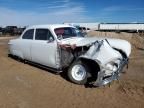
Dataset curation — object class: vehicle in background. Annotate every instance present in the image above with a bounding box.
[77,27,91,36]
[97,23,144,33]
[3,26,18,35]
[63,22,99,31]
[0,27,3,35]
[17,27,26,35]
[2,26,26,36]
[63,22,144,33]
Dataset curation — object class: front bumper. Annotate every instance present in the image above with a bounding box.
[93,58,128,86]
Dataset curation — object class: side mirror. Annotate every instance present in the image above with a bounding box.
[47,37,54,43]
[57,34,63,40]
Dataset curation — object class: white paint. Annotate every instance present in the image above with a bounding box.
[8,24,131,72]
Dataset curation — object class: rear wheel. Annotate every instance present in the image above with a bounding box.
[68,61,89,85]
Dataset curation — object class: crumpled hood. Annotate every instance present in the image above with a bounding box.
[59,37,131,57]
[59,37,103,46]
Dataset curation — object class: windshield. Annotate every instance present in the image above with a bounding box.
[54,27,83,40]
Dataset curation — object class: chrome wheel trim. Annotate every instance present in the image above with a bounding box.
[71,64,86,81]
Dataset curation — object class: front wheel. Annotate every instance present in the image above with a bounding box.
[68,61,89,85]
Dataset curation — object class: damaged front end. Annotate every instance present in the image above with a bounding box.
[93,57,129,86]
[58,38,130,86]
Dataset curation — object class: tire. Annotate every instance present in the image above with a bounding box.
[68,61,89,85]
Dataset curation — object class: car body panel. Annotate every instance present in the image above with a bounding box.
[80,40,122,65]
[31,40,58,68]
[9,38,32,60]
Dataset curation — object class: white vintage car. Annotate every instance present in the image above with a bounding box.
[8,24,131,86]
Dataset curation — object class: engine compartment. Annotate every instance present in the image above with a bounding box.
[58,43,91,67]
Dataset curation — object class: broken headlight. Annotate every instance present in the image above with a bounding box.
[104,59,121,75]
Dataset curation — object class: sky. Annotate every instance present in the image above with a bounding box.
[0,0,144,26]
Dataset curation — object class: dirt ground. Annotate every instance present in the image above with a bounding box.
[0,32,144,108]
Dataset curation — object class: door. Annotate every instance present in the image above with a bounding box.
[19,29,34,60]
[31,28,58,68]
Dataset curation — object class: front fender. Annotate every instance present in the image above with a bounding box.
[80,40,123,65]
[107,39,131,57]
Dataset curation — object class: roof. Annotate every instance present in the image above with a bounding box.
[26,24,74,30]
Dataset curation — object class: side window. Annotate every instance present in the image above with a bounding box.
[22,29,34,39]
[35,29,54,41]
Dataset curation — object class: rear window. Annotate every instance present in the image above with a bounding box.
[22,29,34,40]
